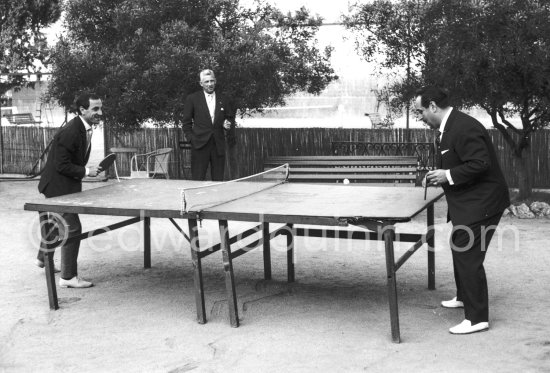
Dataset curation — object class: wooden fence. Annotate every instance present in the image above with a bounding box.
[2,126,550,188]
[0,126,54,175]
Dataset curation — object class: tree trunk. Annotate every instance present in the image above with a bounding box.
[515,147,533,200]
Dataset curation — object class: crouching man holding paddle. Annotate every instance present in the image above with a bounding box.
[35,92,105,288]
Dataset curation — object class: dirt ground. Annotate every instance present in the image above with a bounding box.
[1,178,549,373]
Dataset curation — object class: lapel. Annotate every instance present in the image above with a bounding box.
[440,109,458,149]
[435,109,457,168]
[214,95,222,123]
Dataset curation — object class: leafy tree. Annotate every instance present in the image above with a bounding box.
[0,0,61,173]
[420,0,550,199]
[343,0,428,129]
[0,0,61,95]
[346,0,550,198]
[46,0,337,129]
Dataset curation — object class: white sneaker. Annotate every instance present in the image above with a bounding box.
[35,259,60,273]
[441,296,464,308]
[449,319,489,334]
[59,276,93,288]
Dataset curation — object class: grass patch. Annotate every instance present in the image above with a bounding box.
[509,189,550,205]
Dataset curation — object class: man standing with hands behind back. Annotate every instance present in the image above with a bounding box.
[182,69,236,181]
[36,92,104,288]
[415,86,510,335]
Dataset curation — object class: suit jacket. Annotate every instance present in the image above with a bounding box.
[438,109,510,226]
[38,116,90,198]
[181,90,236,154]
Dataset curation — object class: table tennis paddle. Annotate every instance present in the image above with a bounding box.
[98,153,116,172]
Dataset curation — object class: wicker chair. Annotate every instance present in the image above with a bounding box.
[130,147,172,179]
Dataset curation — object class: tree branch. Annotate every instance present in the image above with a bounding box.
[489,109,521,157]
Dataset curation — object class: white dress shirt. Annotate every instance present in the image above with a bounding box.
[80,116,93,176]
[439,108,455,185]
[204,92,216,122]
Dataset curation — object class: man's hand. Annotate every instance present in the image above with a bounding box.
[88,166,101,177]
[426,169,448,186]
[223,119,232,130]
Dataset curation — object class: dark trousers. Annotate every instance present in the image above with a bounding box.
[37,212,82,279]
[191,136,225,181]
[450,212,503,324]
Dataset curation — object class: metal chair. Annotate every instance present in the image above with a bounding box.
[130,147,172,179]
[109,147,139,181]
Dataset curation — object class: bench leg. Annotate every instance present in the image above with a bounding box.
[188,218,206,324]
[219,220,239,327]
[383,226,400,343]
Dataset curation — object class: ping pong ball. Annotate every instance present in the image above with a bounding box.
[343,179,350,184]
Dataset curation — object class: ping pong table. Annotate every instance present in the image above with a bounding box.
[24,165,444,343]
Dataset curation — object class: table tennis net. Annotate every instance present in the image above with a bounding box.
[180,164,289,214]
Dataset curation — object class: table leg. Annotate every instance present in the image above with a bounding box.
[144,217,151,268]
[262,222,272,280]
[286,224,295,283]
[188,218,206,324]
[427,204,435,290]
[39,212,58,310]
[383,226,400,343]
[219,220,239,327]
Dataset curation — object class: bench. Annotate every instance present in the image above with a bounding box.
[264,155,421,186]
[331,141,435,171]
[4,113,41,125]
[364,112,392,129]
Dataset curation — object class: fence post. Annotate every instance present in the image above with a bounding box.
[0,99,4,173]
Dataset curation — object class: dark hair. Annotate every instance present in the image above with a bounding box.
[415,86,450,109]
[74,92,101,115]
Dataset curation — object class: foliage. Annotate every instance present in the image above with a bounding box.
[0,0,61,95]
[421,0,550,142]
[46,0,337,129]
[346,0,550,198]
[343,0,428,113]
[421,0,550,198]
[372,86,402,126]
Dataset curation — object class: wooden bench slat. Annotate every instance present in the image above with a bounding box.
[4,113,40,125]
[264,155,422,186]
[266,167,417,174]
[289,174,417,181]
[266,159,417,165]
[267,155,417,161]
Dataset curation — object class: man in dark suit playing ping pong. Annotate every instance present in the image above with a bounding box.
[182,69,236,181]
[36,92,103,288]
[415,86,510,335]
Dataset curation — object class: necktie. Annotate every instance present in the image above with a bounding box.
[86,128,93,154]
